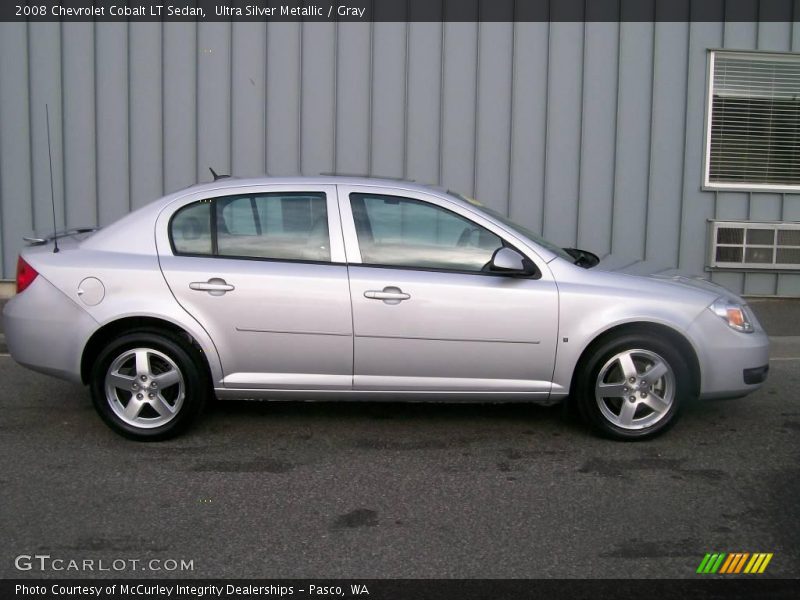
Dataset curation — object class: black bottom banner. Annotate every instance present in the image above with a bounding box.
[2,579,798,600]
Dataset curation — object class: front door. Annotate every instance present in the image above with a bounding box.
[157,185,353,390]
[339,186,559,396]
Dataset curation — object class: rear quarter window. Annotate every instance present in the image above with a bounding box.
[170,201,212,255]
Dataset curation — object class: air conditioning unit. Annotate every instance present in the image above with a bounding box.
[708,220,800,270]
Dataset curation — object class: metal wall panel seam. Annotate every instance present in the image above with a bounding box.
[0,30,6,274]
[298,21,304,174]
[367,12,375,176]
[229,20,234,175]
[263,21,269,175]
[91,23,98,222]
[712,5,722,230]
[160,22,166,194]
[608,16,622,254]
[472,18,481,197]
[643,20,656,259]
[775,206,781,295]
[57,24,64,228]
[753,0,765,51]
[94,22,101,223]
[194,21,199,182]
[575,14,586,245]
[332,21,338,174]
[506,2,517,219]
[437,3,445,185]
[540,19,551,235]
[60,22,67,225]
[26,21,35,231]
[0,72,3,275]
[126,22,133,211]
[402,11,409,178]
[676,17,691,268]
[755,0,761,47]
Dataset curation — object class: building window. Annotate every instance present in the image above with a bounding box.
[705,51,800,191]
[708,220,800,270]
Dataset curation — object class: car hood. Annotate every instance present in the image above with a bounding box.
[595,255,744,304]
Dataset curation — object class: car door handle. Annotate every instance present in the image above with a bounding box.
[364,287,410,304]
[189,278,235,296]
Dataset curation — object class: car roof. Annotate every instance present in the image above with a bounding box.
[169,175,453,201]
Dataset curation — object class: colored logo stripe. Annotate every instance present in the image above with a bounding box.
[697,553,726,573]
[719,554,736,573]
[719,553,749,573]
[744,553,773,574]
[697,552,773,574]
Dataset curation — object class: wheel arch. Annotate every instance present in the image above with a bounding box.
[569,322,701,400]
[80,316,214,386]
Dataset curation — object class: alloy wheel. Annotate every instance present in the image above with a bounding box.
[594,348,675,430]
[104,347,185,429]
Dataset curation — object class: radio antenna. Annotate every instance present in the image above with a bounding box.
[209,167,230,181]
[45,104,59,253]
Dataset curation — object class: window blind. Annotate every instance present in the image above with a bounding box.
[707,52,800,188]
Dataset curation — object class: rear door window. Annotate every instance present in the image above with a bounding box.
[171,193,330,262]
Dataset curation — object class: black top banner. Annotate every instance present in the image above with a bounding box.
[2,0,798,22]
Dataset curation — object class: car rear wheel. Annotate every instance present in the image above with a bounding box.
[90,330,208,441]
[576,333,690,440]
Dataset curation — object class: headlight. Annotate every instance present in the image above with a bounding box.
[709,298,754,333]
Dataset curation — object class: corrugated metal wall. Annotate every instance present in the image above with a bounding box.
[1,19,799,294]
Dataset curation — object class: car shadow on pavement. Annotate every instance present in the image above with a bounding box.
[203,397,576,431]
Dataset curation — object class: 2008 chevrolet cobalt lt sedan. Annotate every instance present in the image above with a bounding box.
[3,176,769,440]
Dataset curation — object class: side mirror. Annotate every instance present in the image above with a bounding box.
[490,247,536,276]
[564,247,600,268]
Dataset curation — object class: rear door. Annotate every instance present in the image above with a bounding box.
[156,184,353,390]
[338,185,559,396]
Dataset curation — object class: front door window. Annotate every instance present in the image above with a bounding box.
[349,193,503,272]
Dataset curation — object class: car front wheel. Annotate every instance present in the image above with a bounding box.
[575,333,691,440]
[90,330,208,441]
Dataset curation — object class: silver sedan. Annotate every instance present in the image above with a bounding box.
[3,177,769,440]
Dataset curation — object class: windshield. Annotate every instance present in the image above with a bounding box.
[449,192,575,263]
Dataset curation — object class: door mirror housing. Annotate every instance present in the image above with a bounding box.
[564,247,600,268]
[489,247,537,276]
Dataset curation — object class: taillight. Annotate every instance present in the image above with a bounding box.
[16,256,39,294]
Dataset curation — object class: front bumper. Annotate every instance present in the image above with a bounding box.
[2,276,97,383]
[687,308,770,400]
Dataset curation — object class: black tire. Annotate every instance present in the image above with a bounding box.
[90,329,209,441]
[575,332,691,440]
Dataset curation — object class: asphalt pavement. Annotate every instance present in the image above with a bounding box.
[1,296,798,579]
[0,345,798,579]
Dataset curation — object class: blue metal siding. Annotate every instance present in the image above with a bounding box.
[0,19,799,295]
